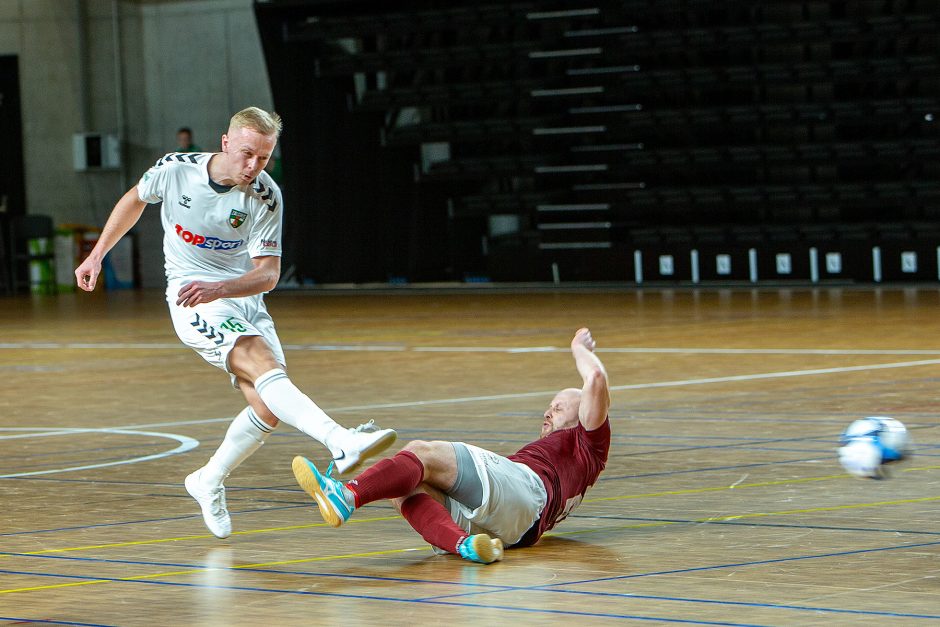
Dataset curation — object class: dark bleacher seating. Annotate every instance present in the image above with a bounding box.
[257,0,940,283]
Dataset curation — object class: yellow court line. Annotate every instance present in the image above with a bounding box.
[0,546,429,595]
[902,464,940,472]
[0,580,111,595]
[585,473,848,503]
[232,545,427,570]
[4,464,937,596]
[13,515,401,556]
[9,463,939,557]
[12,493,935,594]
[551,494,940,538]
[585,462,940,504]
[702,494,940,522]
[3,492,939,596]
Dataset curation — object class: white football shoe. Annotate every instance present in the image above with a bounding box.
[332,421,397,475]
[185,469,232,538]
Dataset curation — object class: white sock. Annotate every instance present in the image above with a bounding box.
[254,368,351,458]
[201,406,274,485]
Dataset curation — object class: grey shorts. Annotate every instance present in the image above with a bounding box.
[443,443,547,546]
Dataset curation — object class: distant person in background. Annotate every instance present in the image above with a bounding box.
[75,107,397,539]
[176,127,201,153]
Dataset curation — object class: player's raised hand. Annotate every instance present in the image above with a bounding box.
[75,257,102,292]
[177,281,225,307]
[571,327,596,352]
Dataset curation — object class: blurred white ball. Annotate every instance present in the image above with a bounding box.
[837,417,911,479]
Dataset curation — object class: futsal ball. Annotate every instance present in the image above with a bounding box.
[837,416,911,479]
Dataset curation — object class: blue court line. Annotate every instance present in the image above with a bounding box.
[7,540,939,624]
[610,435,834,458]
[542,539,940,587]
[0,569,767,626]
[418,586,940,621]
[417,541,940,617]
[0,475,302,489]
[0,494,400,537]
[0,502,310,537]
[0,618,115,627]
[542,588,940,620]
[0,552,512,591]
[601,455,831,480]
[621,433,831,442]
[563,514,940,536]
[0,451,177,473]
[702,445,835,453]
[1,440,167,463]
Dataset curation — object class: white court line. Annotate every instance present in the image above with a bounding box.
[597,348,940,355]
[102,357,940,428]
[3,342,940,356]
[416,347,940,355]
[0,428,198,478]
[325,358,940,412]
[5,346,939,433]
[0,342,183,350]
[5,357,934,477]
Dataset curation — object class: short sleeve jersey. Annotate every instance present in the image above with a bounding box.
[137,152,283,283]
[508,418,610,546]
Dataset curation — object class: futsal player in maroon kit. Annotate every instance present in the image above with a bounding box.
[292,327,610,564]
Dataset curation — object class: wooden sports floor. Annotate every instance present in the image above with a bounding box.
[1,286,938,626]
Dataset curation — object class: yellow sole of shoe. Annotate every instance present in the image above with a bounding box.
[291,455,343,528]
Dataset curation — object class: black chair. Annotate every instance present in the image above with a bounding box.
[9,214,56,295]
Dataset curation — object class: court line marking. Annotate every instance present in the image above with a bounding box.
[3,514,400,557]
[4,341,940,355]
[424,574,940,621]
[22,357,933,437]
[3,456,937,547]
[0,571,768,626]
[2,354,936,594]
[417,539,940,611]
[0,617,114,627]
[569,515,940,537]
[416,346,940,355]
[0,560,930,625]
[0,429,198,478]
[212,358,940,415]
[4,539,940,623]
[3,489,936,568]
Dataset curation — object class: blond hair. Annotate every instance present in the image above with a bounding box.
[229,107,282,138]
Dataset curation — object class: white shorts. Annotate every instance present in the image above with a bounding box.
[165,281,285,387]
[444,443,547,546]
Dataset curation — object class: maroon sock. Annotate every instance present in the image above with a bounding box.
[400,492,467,554]
[345,450,424,508]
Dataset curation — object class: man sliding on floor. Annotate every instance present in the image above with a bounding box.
[292,327,611,564]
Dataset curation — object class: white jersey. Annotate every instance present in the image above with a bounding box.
[137,152,283,283]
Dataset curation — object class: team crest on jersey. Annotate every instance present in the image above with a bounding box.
[228,209,248,228]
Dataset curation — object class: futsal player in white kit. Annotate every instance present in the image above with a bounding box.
[75,107,396,538]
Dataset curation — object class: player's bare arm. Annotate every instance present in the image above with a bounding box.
[75,186,148,291]
[176,254,281,307]
[572,327,610,431]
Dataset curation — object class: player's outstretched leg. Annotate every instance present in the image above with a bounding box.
[333,420,398,476]
[292,455,355,527]
[457,534,504,565]
[185,470,231,538]
[252,369,397,476]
